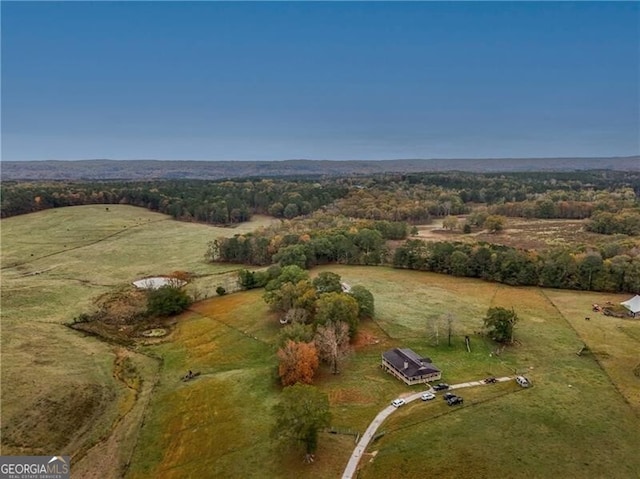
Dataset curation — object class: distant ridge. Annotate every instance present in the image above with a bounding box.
[1,156,638,180]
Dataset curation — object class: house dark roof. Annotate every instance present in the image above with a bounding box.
[382,348,440,379]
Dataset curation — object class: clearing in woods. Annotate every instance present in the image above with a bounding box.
[415,217,634,251]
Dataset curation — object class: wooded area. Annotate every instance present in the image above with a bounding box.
[3,171,639,293]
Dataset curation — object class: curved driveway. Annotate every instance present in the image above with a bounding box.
[341,377,512,479]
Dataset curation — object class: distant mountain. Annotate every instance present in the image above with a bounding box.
[1,157,638,181]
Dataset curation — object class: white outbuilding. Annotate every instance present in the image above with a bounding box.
[132,276,186,290]
[620,295,640,318]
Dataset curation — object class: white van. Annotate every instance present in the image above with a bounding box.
[516,376,531,388]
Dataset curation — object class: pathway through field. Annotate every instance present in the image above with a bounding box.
[341,377,512,479]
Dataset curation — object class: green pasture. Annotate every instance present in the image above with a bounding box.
[129,265,640,479]
[2,207,639,478]
[543,289,640,411]
[0,206,276,461]
[1,205,275,326]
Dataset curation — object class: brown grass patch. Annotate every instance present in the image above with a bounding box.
[352,328,382,348]
[1,384,115,455]
[93,288,148,325]
[411,217,640,251]
[488,218,639,251]
[328,388,372,406]
[275,433,357,479]
[189,291,259,317]
[113,351,143,392]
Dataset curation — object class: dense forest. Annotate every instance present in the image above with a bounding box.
[0,179,349,222]
[2,171,640,293]
[3,171,640,222]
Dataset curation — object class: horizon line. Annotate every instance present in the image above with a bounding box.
[3,155,639,163]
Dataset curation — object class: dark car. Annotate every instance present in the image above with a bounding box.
[483,377,497,384]
[443,392,457,401]
[433,383,450,391]
[447,396,464,406]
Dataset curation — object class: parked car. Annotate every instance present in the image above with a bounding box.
[447,396,464,406]
[421,392,436,401]
[391,398,406,408]
[516,376,531,388]
[484,376,497,384]
[433,383,450,391]
[443,392,457,401]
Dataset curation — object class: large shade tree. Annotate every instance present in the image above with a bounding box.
[146,286,190,316]
[314,292,360,338]
[265,265,309,292]
[483,307,519,344]
[312,271,343,294]
[277,340,319,386]
[348,285,375,318]
[279,322,315,346]
[484,215,506,233]
[272,384,331,462]
[265,279,317,315]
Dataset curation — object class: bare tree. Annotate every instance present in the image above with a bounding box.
[427,316,440,346]
[427,314,456,347]
[314,321,350,374]
[445,313,456,347]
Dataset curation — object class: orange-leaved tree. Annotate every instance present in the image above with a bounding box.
[277,340,319,386]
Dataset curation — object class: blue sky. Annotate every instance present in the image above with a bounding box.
[1,1,638,161]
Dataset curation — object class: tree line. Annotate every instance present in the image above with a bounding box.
[3,171,638,225]
[0,179,349,222]
[207,213,407,267]
[397,170,640,204]
[392,239,640,293]
[209,210,640,293]
[207,204,640,293]
[585,210,640,236]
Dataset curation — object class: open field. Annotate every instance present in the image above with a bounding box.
[2,206,639,478]
[0,206,278,471]
[359,278,640,478]
[543,289,640,410]
[415,217,639,251]
[128,265,640,479]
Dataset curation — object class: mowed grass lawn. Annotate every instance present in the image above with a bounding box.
[0,206,277,460]
[128,266,640,479]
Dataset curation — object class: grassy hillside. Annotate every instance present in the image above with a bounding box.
[0,205,277,468]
